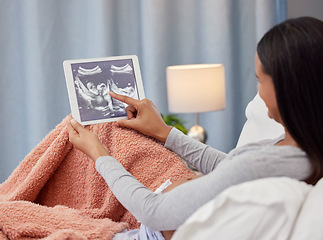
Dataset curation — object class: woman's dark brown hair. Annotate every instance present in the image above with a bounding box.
[257,17,323,185]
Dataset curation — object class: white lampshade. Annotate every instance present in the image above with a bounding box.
[166,64,225,113]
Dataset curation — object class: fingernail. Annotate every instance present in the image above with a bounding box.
[71,119,77,126]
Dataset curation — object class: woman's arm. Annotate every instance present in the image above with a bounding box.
[94,153,257,231]
[165,127,227,174]
[110,92,227,173]
[94,143,310,231]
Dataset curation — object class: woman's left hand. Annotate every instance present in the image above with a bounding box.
[67,119,110,161]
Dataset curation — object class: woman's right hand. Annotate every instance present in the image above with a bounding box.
[109,92,172,143]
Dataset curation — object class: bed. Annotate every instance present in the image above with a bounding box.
[172,93,323,240]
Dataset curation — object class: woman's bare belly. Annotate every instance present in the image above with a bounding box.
[161,174,203,240]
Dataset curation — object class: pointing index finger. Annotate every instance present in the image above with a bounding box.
[109,91,139,107]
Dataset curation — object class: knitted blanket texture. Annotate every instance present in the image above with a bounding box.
[0,115,193,239]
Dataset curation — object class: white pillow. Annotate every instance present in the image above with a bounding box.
[290,177,323,240]
[236,93,284,148]
[172,177,312,240]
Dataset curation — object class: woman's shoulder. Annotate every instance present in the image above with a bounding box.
[228,134,307,162]
[241,134,285,147]
[223,136,310,180]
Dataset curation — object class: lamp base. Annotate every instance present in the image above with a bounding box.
[187,125,207,143]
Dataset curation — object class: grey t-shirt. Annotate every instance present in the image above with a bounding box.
[95,128,311,231]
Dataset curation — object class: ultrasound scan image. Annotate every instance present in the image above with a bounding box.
[71,59,139,122]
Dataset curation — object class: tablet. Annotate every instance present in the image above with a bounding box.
[63,55,145,125]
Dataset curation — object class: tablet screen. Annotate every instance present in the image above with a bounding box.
[64,55,145,125]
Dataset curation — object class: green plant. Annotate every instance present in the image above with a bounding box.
[161,114,188,134]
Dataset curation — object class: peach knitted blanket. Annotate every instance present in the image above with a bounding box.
[0,115,194,240]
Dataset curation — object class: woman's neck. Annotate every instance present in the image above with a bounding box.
[275,129,300,148]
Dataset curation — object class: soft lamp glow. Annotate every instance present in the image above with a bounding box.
[166,64,226,144]
[166,64,225,113]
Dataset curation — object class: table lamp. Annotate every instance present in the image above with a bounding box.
[166,64,225,143]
